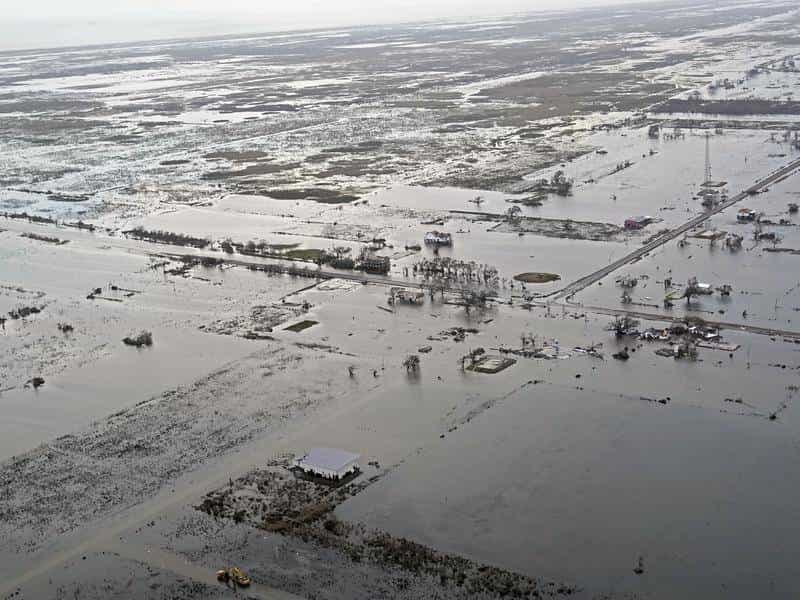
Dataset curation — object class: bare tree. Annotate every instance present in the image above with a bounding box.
[461,290,489,313]
[403,355,420,373]
[683,277,701,303]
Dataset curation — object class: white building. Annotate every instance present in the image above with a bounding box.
[424,231,453,246]
[294,447,361,480]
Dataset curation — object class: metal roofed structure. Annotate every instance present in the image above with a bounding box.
[293,447,361,480]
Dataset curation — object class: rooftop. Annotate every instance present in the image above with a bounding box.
[297,447,360,472]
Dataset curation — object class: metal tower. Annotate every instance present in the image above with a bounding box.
[704,132,712,184]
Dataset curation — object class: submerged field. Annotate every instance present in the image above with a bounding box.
[3,1,800,599]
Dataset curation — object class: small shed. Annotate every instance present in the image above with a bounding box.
[294,448,361,480]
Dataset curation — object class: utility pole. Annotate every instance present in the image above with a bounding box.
[704,131,713,185]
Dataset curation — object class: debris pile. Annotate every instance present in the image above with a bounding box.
[122,331,153,348]
[197,461,576,599]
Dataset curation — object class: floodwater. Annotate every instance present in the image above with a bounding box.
[339,378,800,599]
[575,160,800,331]
[3,2,800,599]
[329,293,800,599]
[0,327,256,461]
[126,126,800,302]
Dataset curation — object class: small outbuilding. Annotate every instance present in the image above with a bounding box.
[293,447,361,480]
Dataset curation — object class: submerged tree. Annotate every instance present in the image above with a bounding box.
[610,315,639,337]
[683,277,702,304]
[461,290,489,314]
[551,170,573,195]
[506,205,522,225]
[403,355,420,373]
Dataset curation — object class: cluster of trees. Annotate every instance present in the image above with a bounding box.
[2,212,56,225]
[413,257,499,288]
[532,170,573,196]
[246,263,322,279]
[239,239,273,255]
[461,290,491,312]
[125,227,210,249]
[8,306,42,320]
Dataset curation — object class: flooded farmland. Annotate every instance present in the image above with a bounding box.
[3,1,800,599]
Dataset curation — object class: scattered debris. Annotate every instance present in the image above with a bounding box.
[25,377,45,389]
[634,556,645,575]
[612,348,630,361]
[124,227,210,249]
[216,566,251,588]
[197,460,573,599]
[469,355,516,374]
[122,331,154,347]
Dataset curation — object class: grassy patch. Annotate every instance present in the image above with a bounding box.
[284,249,327,261]
[264,188,359,204]
[514,272,561,284]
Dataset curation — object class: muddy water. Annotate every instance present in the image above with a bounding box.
[0,327,256,461]
[326,294,800,600]
[574,162,800,331]
[0,227,311,460]
[338,380,800,599]
[131,127,800,303]
[0,269,797,599]
[170,282,800,599]
[2,7,800,598]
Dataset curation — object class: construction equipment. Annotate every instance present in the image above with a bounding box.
[217,566,252,587]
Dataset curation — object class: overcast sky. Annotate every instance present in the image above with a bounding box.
[1,0,657,51]
[8,0,647,21]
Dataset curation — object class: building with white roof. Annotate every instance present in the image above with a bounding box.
[293,447,361,480]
